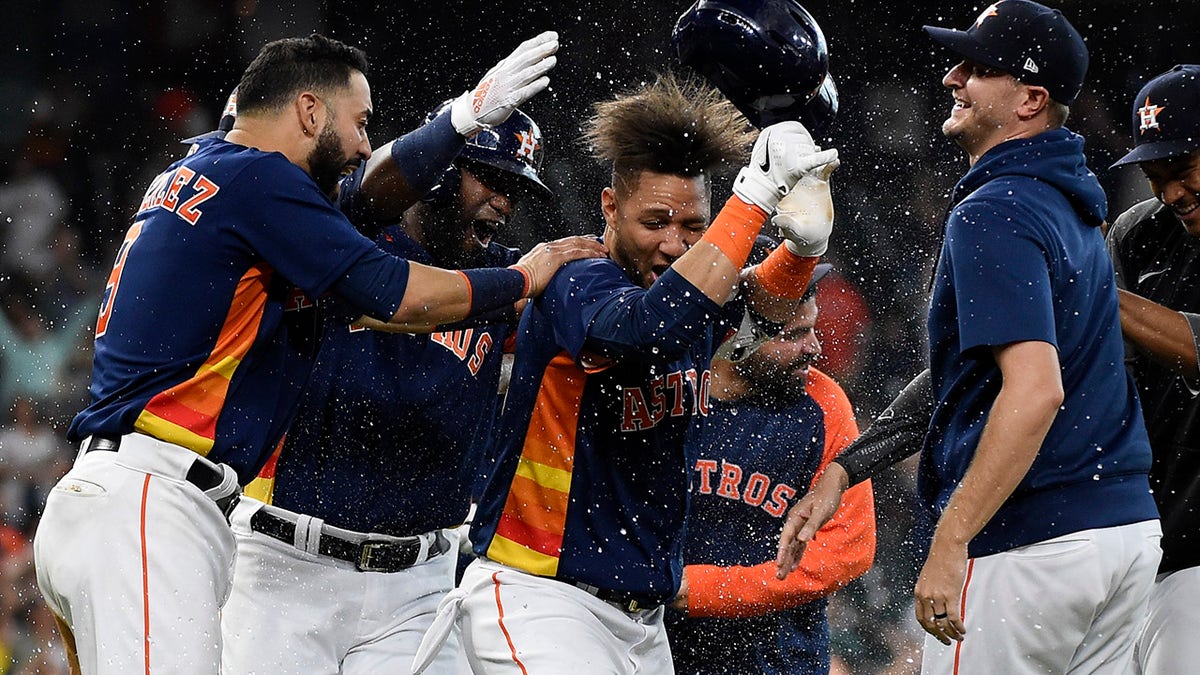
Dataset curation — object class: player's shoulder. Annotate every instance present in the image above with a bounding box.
[805,367,853,419]
[1108,197,1169,245]
[187,139,310,187]
[483,241,522,267]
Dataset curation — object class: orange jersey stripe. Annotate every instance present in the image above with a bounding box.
[138,263,271,453]
[489,351,587,570]
[494,512,564,557]
[503,474,570,532]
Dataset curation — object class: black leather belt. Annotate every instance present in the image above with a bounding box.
[566,580,663,613]
[80,434,240,517]
[249,508,450,573]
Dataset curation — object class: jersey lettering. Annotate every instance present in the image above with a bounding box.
[431,328,493,377]
[694,459,718,494]
[743,472,770,507]
[716,461,742,499]
[620,367,710,432]
[96,221,145,337]
[137,166,220,225]
[467,332,494,377]
[764,483,797,517]
[693,456,797,517]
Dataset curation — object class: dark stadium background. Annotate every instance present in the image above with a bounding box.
[0,1,1193,671]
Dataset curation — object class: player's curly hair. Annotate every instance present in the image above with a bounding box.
[583,72,753,197]
[237,33,369,115]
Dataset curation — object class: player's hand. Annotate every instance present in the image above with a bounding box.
[772,152,839,256]
[775,462,849,579]
[450,31,559,137]
[732,121,838,214]
[512,236,607,298]
[914,533,968,645]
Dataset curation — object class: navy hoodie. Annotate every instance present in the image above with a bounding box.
[923,128,1158,558]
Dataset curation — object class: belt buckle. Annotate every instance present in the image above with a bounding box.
[357,540,391,572]
[623,598,641,613]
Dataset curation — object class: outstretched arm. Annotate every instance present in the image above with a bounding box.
[1118,288,1200,381]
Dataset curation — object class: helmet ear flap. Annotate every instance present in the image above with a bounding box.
[422,164,462,207]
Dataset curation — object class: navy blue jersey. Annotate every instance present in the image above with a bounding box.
[247,225,520,535]
[667,368,874,675]
[470,258,741,601]
[924,129,1158,558]
[69,139,407,480]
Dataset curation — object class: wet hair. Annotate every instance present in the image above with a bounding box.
[236,33,368,115]
[583,72,753,198]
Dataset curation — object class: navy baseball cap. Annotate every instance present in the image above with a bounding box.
[923,0,1088,105]
[1112,65,1200,168]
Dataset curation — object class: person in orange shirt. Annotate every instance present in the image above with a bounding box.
[667,249,876,674]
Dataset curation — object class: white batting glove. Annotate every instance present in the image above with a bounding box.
[732,121,836,213]
[773,153,839,256]
[450,31,559,137]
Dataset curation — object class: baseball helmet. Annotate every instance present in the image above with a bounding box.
[423,101,553,205]
[181,88,238,145]
[671,0,838,132]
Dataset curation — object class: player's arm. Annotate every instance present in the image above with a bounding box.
[676,123,837,309]
[915,339,1062,644]
[581,124,836,359]
[336,235,605,333]
[356,32,558,222]
[1118,288,1200,381]
[776,369,930,577]
[680,389,875,618]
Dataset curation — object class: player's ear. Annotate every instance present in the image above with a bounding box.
[296,91,322,137]
[600,186,620,230]
[1016,84,1051,121]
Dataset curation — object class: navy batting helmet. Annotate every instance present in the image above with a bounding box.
[423,102,553,205]
[671,0,838,133]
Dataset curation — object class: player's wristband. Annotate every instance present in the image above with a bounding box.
[700,196,770,269]
[754,244,817,300]
[455,267,529,319]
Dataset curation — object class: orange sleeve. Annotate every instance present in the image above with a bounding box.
[686,370,877,619]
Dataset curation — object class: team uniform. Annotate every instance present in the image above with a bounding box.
[220,224,519,674]
[666,367,875,675]
[32,138,413,674]
[1107,198,1200,674]
[921,128,1161,673]
[456,255,744,673]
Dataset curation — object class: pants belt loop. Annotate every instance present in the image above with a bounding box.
[293,514,324,556]
[415,531,433,564]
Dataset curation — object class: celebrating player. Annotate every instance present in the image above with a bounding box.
[220,104,553,675]
[781,2,1161,672]
[423,73,839,674]
[31,33,602,675]
[666,252,875,674]
[1107,64,1200,674]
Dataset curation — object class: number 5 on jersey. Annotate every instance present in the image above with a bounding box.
[96,221,143,337]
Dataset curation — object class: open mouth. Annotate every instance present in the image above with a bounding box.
[648,264,669,284]
[472,219,501,247]
[1174,201,1200,218]
[952,97,970,112]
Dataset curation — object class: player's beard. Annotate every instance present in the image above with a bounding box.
[308,124,349,197]
[423,200,489,270]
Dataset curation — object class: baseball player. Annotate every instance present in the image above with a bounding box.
[1107,64,1200,674]
[429,73,840,674]
[31,32,601,675]
[219,104,553,675]
[782,3,1161,672]
[666,252,875,675]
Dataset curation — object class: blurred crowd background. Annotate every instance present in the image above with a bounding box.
[0,0,1194,672]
